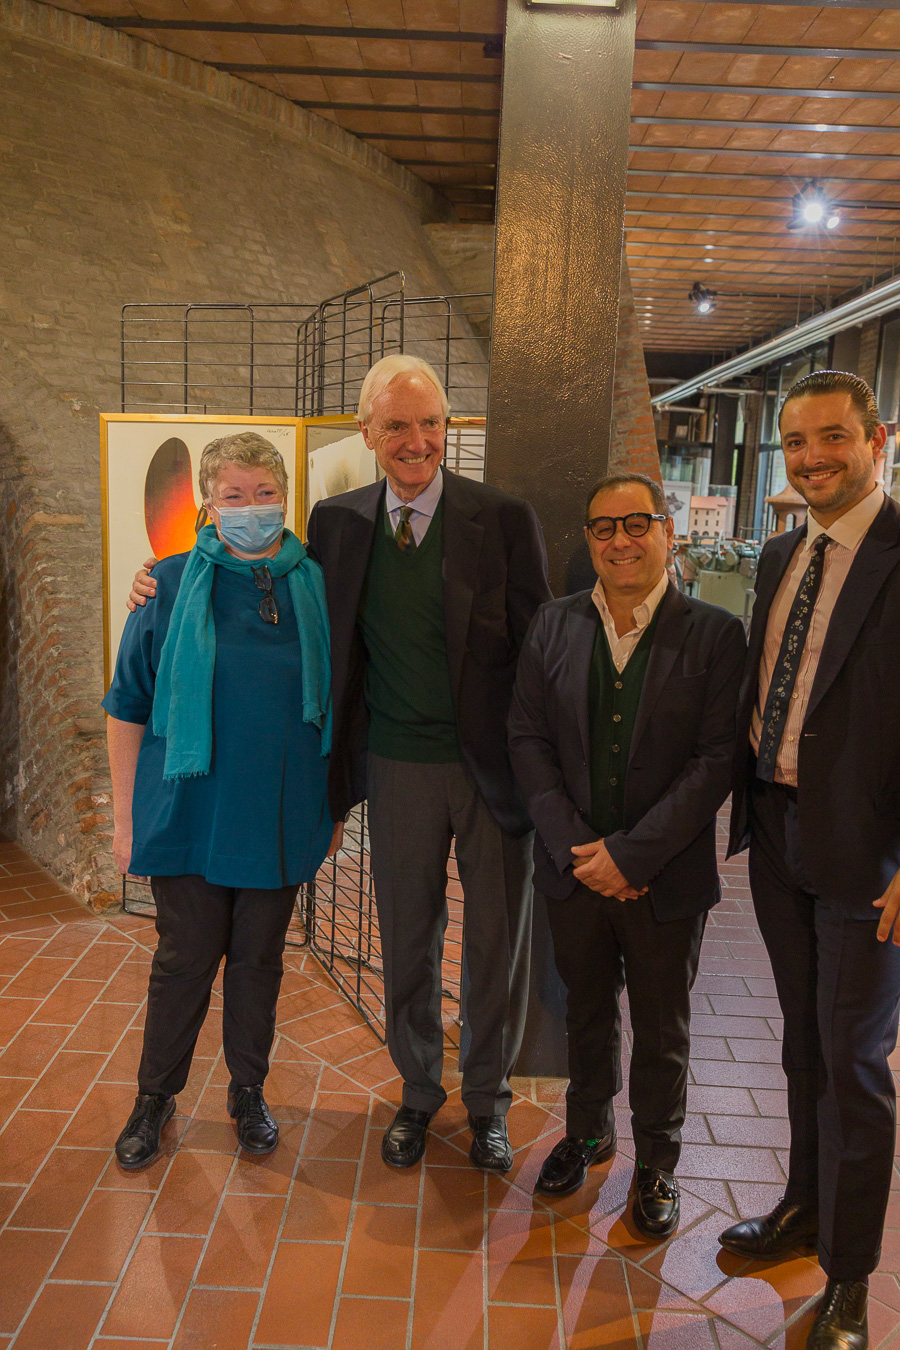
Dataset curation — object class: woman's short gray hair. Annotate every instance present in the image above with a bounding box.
[357,354,450,424]
[198,432,289,503]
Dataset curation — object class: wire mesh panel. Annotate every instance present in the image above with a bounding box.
[121,302,317,415]
[299,273,406,417]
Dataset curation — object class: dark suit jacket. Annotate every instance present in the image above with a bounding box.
[306,466,552,835]
[728,494,900,916]
[508,584,746,921]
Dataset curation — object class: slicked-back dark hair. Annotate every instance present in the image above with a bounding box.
[778,369,881,440]
[585,472,668,522]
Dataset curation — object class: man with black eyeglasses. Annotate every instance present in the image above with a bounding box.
[509,472,745,1239]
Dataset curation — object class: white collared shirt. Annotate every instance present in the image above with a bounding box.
[750,484,884,784]
[384,471,444,547]
[590,571,668,673]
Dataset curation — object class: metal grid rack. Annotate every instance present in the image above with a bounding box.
[120,273,490,1042]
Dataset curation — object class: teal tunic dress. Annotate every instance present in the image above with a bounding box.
[102,552,333,889]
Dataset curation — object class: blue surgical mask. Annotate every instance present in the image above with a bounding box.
[215,503,285,553]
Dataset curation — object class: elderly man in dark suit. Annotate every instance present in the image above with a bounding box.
[508,472,745,1239]
[719,371,900,1350]
[307,355,551,1173]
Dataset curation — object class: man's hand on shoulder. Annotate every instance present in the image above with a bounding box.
[571,839,647,901]
[127,557,159,612]
[874,866,900,944]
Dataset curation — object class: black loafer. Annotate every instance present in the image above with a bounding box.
[535,1131,617,1196]
[227,1085,278,1154]
[719,1196,818,1260]
[382,1105,433,1168]
[807,1279,868,1350]
[115,1092,175,1170]
[632,1165,680,1239]
[467,1112,513,1173]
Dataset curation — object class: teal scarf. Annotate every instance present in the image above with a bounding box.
[153,525,332,780]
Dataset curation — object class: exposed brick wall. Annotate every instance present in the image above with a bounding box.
[609,260,662,483]
[0,0,463,903]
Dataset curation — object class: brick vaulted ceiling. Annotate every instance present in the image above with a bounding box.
[58,0,900,354]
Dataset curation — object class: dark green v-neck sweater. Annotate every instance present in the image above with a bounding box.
[358,499,462,763]
[588,611,659,836]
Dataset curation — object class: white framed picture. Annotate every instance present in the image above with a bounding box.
[302,415,380,521]
[100,413,303,683]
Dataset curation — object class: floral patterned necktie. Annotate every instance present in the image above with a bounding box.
[756,534,831,783]
[394,506,416,552]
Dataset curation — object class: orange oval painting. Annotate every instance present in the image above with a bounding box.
[144,438,199,558]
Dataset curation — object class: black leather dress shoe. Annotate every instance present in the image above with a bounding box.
[807,1279,868,1350]
[632,1165,680,1239]
[535,1131,617,1196]
[115,1093,175,1170]
[382,1106,433,1168]
[719,1197,818,1260]
[227,1085,278,1154]
[467,1113,513,1172]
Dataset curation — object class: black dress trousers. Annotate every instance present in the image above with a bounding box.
[138,875,300,1098]
[748,778,900,1281]
[545,882,705,1172]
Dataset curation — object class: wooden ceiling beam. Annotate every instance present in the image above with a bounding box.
[87,16,501,43]
[635,39,900,61]
[634,82,900,102]
[221,66,500,82]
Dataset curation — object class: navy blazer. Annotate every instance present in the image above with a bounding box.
[307,467,552,835]
[509,584,746,921]
[728,494,900,916]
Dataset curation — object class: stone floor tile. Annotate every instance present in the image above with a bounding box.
[10,1144,108,1229]
[171,1288,259,1350]
[144,1149,234,1236]
[331,1295,411,1350]
[255,1241,343,1347]
[283,1158,358,1241]
[342,1200,418,1298]
[412,1249,485,1349]
[11,1280,112,1350]
[101,1233,203,1340]
[0,1228,66,1334]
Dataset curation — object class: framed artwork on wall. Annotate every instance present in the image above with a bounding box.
[301,414,380,521]
[100,413,303,683]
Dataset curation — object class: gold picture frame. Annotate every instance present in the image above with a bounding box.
[100,413,304,685]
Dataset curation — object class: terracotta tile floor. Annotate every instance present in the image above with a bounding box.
[0,827,898,1349]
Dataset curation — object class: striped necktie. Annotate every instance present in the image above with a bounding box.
[755,533,831,783]
[394,505,416,552]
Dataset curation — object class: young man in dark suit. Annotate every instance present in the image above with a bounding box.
[720,371,900,1350]
[307,356,552,1173]
[508,473,745,1239]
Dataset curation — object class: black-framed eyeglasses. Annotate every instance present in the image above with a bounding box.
[252,565,279,625]
[585,512,667,541]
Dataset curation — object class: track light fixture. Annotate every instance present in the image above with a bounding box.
[788,182,840,232]
[689,282,717,315]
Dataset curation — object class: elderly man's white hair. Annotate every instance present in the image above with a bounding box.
[356,354,451,425]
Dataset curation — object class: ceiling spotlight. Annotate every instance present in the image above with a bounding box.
[788,181,839,232]
[689,281,717,314]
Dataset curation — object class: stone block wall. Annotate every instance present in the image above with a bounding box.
[0,0,461,902]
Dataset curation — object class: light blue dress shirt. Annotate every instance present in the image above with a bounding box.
[384,470,444,547]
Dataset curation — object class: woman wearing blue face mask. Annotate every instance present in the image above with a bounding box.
[103,432,341,1170]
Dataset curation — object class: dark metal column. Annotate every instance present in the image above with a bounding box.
[481,0,638,1078]
[485,0,638,594]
